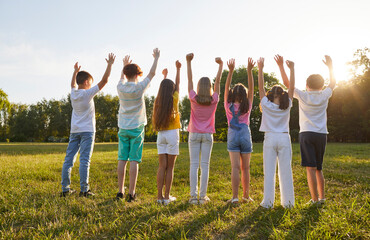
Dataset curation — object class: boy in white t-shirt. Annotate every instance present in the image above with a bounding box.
[279,55,336,205]
[61,53,116,197]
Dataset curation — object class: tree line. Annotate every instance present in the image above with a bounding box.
[0,49,369,143]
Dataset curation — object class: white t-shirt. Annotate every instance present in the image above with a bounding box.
[259,96,292,133]
[294,87,333,134]
[70,85,100,133]
[117,77,151,129]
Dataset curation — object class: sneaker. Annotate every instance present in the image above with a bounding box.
[126,193,136,202]
[199,196,210,205]
[306,199,319,206]
[241,197,254,203]
[116,192,124,200]
[318,198,326,204]
[189,196,198,205]
[60,189,76,197]
[79,190,95,197]
[163,196,176,206]
[156,199,164,204]
[227,198,239,204]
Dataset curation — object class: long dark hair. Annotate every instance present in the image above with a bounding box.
[227,83,249,114]
[266,85,289,110]
[152,79,175,131]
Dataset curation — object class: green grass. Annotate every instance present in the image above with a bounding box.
[0,142,369,239]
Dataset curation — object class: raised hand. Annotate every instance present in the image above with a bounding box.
[274,54,284,67]
[322,55,333,68]
[257,57,264,69]
[186,53,194,62]
[215,57,223,65]
[286,60,294,69]
[74,62,81,73]
[227,58,235,71]
[162,68,168,78]
[106,53,116,65]
[153,48,160,59]
[247,57,255,72]
[123,55,132,66]
[176,60,182,69]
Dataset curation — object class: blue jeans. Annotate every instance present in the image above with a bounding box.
[61,132,95,192]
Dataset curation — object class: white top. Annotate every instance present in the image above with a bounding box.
[117,77,151,129]
[70,85,100,133]
[259,96,293,133]
[294,87,333,134]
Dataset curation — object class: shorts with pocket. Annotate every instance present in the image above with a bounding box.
[157,129,180,155]
[227,124,253,154]
[118,125,145,163]
[299,131,327,170]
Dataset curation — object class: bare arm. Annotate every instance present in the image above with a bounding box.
[323,55,336,90]
[224,58,235,102]
[145,48,160,80]
[71,62,81,88]
[275,55,290,89]
[175,60,181,93]
[98,53,116,90]
[257,58,265,100]
[214,57,223,94]
[121,55,132,80]
[286,60,295,99]
[186,53,194,93]
[247,57,256,103]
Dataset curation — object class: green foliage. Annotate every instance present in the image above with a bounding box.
[0,143,368,239]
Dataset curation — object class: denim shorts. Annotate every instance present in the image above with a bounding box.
[227,124,253,154]
[118,125,145,162]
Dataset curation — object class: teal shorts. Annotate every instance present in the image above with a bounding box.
[118,125,145,163]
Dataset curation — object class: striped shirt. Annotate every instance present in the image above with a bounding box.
[117,77,150,129]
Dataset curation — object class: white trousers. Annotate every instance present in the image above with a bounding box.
[188,132,213,198]
[261,132,295,208]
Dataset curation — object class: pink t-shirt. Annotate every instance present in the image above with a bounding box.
[224,101,253,126]
[187,90,219,133]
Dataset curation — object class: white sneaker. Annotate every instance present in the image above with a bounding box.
[189,196,198,205]
[156,199,163,204]
[163,196,176,205]
[199,196,210,205]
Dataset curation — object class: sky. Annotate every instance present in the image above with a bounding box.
[0,0,369,104]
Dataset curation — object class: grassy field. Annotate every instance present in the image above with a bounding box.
[0,142,369,239]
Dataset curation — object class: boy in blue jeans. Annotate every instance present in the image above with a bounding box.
[278,55,336,204]
[61,53,116,197]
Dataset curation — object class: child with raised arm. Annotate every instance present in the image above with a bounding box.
[258,57,295,208]
[61,53,116,197]
[278,55,336,205]
[224,58,255,204]
[153,60,181,205]
[116,48,160,202]
[186,53,223,204]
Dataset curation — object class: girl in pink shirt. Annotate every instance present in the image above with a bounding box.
[186,53,223,204]
[224,58,255,204]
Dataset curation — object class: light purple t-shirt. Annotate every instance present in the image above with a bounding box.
[187,90,219,133]
[224,101,253,126]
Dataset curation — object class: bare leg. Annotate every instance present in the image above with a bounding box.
[164,154,177,199]
[240,153,251,199]
[117,160,128,193]
[316,170,325,199]
[129,161,139,195]
[306,167,318,201]
[157,154,167,200]
[229,152,241,199]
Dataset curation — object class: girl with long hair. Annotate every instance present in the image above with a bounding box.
[224,58,255,204]
[258,56,295,208]
[186,53,223,204]
[153,60,181,205]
